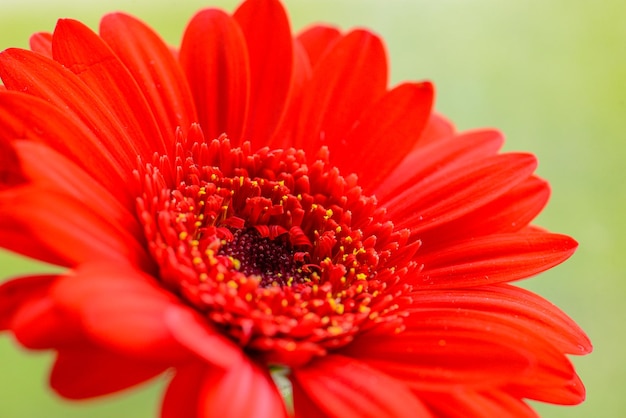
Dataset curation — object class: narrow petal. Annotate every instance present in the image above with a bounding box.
[198,359,288,418]
[234,0,293,145]
[291,354,431,418]
[0,91,131,205]
[291,30,388,155]
[0,228,67,267]
[179,9,249,143]
[14,141,142,243]
[422,390,538,418]
[162,362,208,418]
[333,82,433,192]
[51,343,166,399]
[0,186,150,268]
[344,309,580,396]
[416,232,578,288]
[52,19,167,156]
[51,263,192,364]
[0,136,25,189]
[268,38,312,149]
[375,129,504,203]
[387,153,537,234]
[29,32,53,57]
[164,305,245,369]
[413,112,456,148]
[100,13,198,149]
[0,275,56,330]
[296,25,341,67]
[509,372,587,405]
[0,49,139,185]
[11,294,83,350]
[407,284,591,355]
[417,175,550,248]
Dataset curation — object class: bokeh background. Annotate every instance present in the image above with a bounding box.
[0,0,622,416]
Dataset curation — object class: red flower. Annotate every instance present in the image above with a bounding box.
[0,0,590,417]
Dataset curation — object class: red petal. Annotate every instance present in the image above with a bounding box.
[291,354,431,418]
[387,153,537,234]
[0,186,150,268]
[334,82,433,191]
[0,275,56,330]
[164,305,245,369]
[51,343,166,399]
[422,390,538,418]
[344,308,580,398]
[268,39,312,149]
[11,295,83,350]
[52,19,167,157]
[0,135,25,189]
[408,284,591,355]
[291,30,388,155]
[376,129,504,203]
[416,232,577,288]
[234,0,293,145]
[198,359,288,418]
[162,362,208,418]
[418,175,550,248]
[14,141,142,242]
[29,32,53,57]
[100,13,197,149]
[0,90,131,205]
[509,372,587,405]
[179,9,249,143]
[0,49,142,190]
[296,25,341,68]
[414,112,455,148]
[51,263,191,363]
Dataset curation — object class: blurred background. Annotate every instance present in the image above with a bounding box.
[0,0,622,416]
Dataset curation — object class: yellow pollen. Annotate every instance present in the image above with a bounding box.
[344,236,353,244]
[199,273,208,282]
[191,239,200,247]
[281,299,288,308]
[335,303,345,315]
[356,273,367,280]
[179,231,188,240]
[245,293,253,302]
[192,257,202,265]
[328,326,343,335]
[226,280,238,289]
[230,257,241,270]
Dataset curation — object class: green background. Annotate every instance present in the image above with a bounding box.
[0,0,622,416]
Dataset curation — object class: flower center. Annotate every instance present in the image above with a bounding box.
[134,125,419,366]
[218,227,309,288]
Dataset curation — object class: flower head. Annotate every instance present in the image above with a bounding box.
[0,0,590,417]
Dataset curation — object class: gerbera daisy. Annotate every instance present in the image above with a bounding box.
[0,0,591,417]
